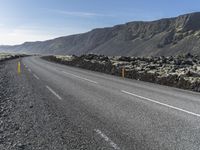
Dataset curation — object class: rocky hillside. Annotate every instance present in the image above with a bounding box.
[1,12,200,56]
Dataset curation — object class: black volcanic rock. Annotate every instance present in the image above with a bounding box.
[1,12,200,56]
[43,54,200,92]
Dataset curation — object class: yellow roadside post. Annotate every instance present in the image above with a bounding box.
[122,67,125,78]
[18,61,21,74]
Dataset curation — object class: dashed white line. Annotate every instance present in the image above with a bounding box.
[28,68,32,72]
[94,129,120,150]
[121,90,200,117]
[33,74,39,80]
[62,71,98,84]
[46,85,62,100]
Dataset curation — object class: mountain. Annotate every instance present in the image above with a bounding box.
[1,12,200,56]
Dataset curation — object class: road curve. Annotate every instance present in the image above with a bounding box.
[22,56,200,150]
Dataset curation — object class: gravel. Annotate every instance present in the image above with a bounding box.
[0,59,99,149]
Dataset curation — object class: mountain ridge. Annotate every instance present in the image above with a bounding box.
[1,12,200,56]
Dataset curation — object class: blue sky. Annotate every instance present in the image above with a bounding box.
[0,0,200,45]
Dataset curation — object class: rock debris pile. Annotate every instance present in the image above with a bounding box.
[0,53,27,62]
[43,53,200,92]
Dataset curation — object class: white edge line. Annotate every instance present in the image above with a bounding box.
[121,90,200,117]
[46,85,62,100]
[33,74,39,80]
[94,129,120,150]
[62,71,98,84]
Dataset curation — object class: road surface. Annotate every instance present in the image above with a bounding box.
[13,56,200,149]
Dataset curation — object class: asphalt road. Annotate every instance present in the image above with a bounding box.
[21,56,200,150]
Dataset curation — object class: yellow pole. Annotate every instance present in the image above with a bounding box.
[18,61,21,74]
[122,67,125,78]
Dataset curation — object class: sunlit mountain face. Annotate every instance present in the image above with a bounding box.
[1,12,200,57]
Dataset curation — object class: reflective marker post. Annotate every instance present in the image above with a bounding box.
[18,61,21,74]
[122,67,125,78]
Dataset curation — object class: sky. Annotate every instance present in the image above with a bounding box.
[0,0,200,45]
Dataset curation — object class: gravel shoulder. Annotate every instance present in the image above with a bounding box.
[0,59,102,150]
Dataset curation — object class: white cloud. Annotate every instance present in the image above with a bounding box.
[0,25,89,45]
[48,9,115,18]
[0,29,51,45]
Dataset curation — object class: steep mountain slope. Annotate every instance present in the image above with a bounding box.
[1,12,200,56]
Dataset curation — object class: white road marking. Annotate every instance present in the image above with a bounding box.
[62,71,98,84]
[33,74,39,80]
[28,68,32,72]
[46,86,62,100]
[94,129,120,150]
[121,90,200,117]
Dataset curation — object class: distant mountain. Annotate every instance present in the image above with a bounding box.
[1,12,200,56]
